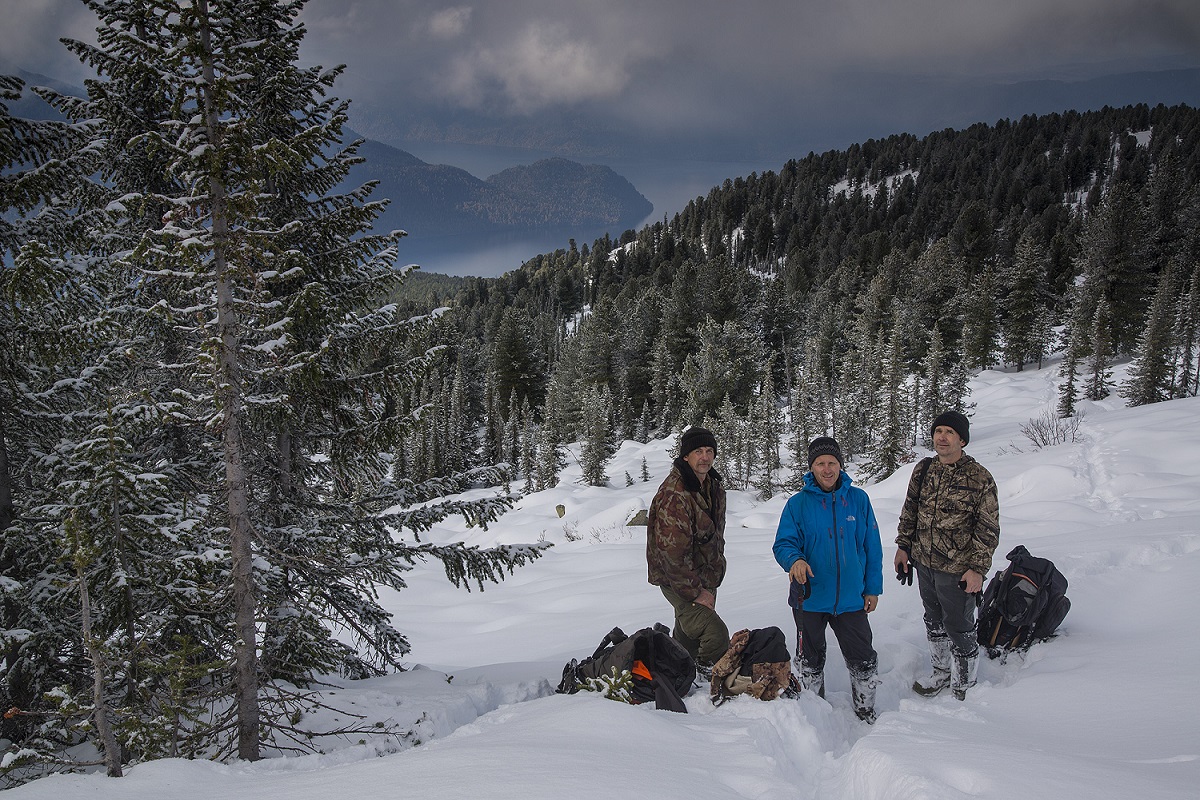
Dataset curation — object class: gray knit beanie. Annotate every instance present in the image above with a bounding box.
[807,436,844,468]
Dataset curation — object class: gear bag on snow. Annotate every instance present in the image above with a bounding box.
[710,626,799,706]
[556,623,696,712]
[977,544,1071,656]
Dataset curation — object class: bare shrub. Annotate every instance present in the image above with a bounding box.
[1021,410,1085,449]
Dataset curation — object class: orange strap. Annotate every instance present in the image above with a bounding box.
[631,660,652,681]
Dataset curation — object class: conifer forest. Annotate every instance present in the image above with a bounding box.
[3,0,1200,783]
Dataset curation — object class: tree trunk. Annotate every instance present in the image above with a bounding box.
[76,549,123,777]
[0,400,32,737]
[197,0,260,762]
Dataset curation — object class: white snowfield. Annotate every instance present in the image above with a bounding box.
[11,362,1200,799]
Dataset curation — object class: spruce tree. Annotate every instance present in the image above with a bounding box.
[1001,231,1049,370]
[579,385,614,486]
[959,261,1000,371]
[1076,183,1150,354]
[520,397,537,493]
[0,71,131,762]
[1058,345,1081,418]
[918,327,949,448]
[1085,297,1115,401]
[10,0,547,768]
[1172,260,1200,398]
[536,376,568,489]
[862,320,910,482]
[649,332,678,431]
[710,395,749,491]
[634,400,652,443]
[1125,263,1178,406]
[750,362,783,500]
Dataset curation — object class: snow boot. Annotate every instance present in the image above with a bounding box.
[951,649,979,701]
[851,674,877,724]
[912,633,952,697]
[801,668,825,699]
[556,658,580,694]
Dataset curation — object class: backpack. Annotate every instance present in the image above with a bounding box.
[556,624,697,713]
[977,544,1071,657]
[710,626,799,706]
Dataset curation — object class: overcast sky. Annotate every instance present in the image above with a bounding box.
[4,0,1200,161]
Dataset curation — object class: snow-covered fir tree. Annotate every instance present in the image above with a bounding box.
[861,318,911,482]
[1086,297,1115,400]
[1001,230,1050,371]
[1125,262,1179,406]
[579,384,614,486]
[1172,261,1200,398]
[0,71,120,765]
[3,0,547,771]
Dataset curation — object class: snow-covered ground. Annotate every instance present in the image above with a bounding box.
[11,361,1200,799]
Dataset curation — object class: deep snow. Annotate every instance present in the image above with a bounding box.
[9,360,1200,799]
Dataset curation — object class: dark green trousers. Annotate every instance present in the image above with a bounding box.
[660,587,731,665]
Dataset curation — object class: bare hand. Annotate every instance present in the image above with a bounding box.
[863,595,878,613]
[961,569,984,594]
[694,589,716,610]
[789,559,814,585]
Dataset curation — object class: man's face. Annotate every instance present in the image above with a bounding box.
[685,446,715,478]
[811,454,841,490]
[932,425,965,462]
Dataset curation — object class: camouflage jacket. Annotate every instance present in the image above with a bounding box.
[895,454,1000,577]
[646,459,727,601]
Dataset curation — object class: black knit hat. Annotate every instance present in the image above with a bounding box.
[807,436,844,468]
[931,410,970,445]
[679,426,718,457]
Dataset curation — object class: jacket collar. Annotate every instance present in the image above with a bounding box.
[802,469,850,494]
[935,453,977,469]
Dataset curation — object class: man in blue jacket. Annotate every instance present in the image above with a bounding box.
[773,437,883,723]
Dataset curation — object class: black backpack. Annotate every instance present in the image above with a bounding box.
[977,544,1071,657]
[556,624,697,713]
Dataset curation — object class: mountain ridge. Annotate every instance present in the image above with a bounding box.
[348,138,652,239]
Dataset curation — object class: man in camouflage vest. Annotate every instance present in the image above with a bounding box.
[647,426,730,671]
[894,410,999,701]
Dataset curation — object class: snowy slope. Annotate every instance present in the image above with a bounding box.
[10,362,1200,799]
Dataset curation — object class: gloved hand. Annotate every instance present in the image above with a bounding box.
[895,562,912,585]
[789,578,812,605]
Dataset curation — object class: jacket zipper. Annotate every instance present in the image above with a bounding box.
[832,491,842,612]
[927,463,942,548]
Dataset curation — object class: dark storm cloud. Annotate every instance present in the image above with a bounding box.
[0,0,101,82]
[4,1,1199,151]
[296,1,1200,110]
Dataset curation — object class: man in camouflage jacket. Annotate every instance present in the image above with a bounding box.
[647,426,730,668]
[895,410,999,701]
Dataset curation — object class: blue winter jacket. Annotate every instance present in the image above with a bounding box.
[772,471,884,615]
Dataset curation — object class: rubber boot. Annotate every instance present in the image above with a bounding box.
[951,649,978,701]
[801,668,825,699]
[912,634,951,696]
[851,673,877,724]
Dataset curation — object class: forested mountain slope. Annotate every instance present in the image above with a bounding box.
[397,103,1200,491]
